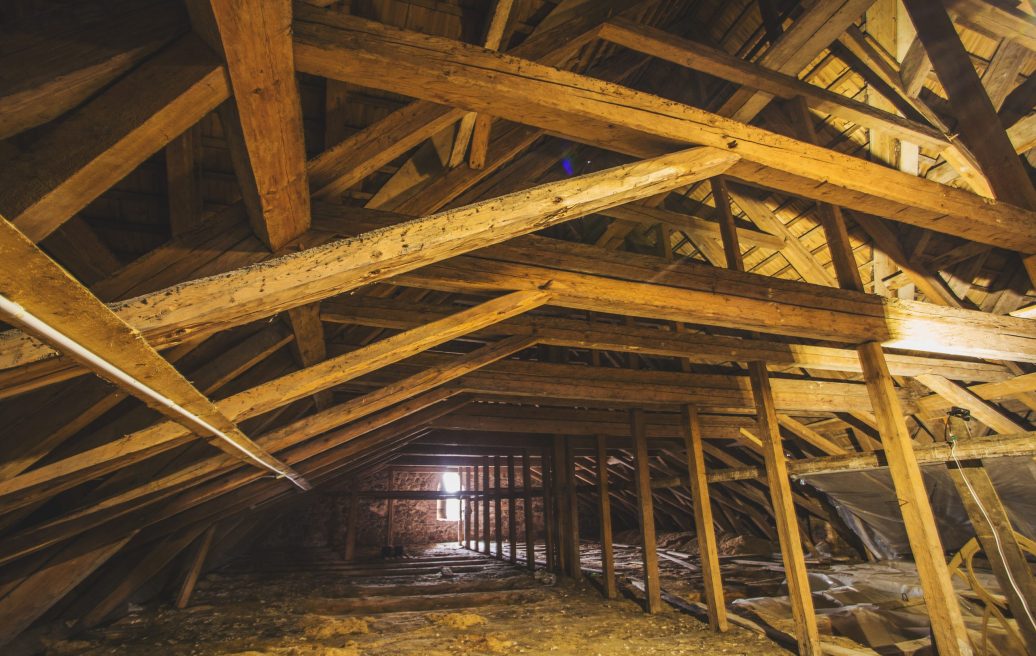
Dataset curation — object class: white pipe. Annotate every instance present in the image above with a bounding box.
[0,294,308,491]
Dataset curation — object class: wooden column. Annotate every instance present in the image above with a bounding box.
[681,405,728,631]
[630,408,662,613]
[385,498,396,547]
[787,97,973,656]
[596,435,617,599]
[713,175,820,654]
[482,457,491,555]
[466,466,474,547]
[473,465,481,553]
[508,454,518,563]
[175,524,217,609]
[541,446,558,572]
[749,363,822,655]
[564,437,581,578]
[343,491,359,561]
[494,456,504,558]
[552,435,570,576]
[523,449,536,571]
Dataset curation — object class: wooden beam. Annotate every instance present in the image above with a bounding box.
[0,214,308,487]
[714,177,820,654]
[916,374,1027,434]
[595,435,617,599]
[0,295,545,517]
[0,35,229,243]
[902,0,1036,211]
[944,0,1036,53]
[176,524,217,608]
[564,437,581,578]
[0,0,187,140]
[522,451,536,570]
[450,0,514,169]
[629,408,663,614]
[187,0,310,250]
[494,456,504,557]
[598,17,949,151]
[293,12,1036,254]
[0,147,735,377]
[165,125,205,237]
[595,204,786,252]
[286,303,333,410]
[507,454,517,563]
[0,531,136,647]
[323,296,1010,382]
[80,525,207,629]
[786,97,975,655]
[681,405,727,632]
[482,457,491,555]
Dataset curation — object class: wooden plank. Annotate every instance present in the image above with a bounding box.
[293,12,1036,253]
[175,524,217,608]
[681,405,728,632]
[0,35,230,243]
[595,435,617,599]
[0,214,307,487]
[903,0,1036,211]
[187,0,310,250]
[629,408,663,614]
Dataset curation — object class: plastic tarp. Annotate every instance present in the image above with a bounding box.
[800,455,1036,559]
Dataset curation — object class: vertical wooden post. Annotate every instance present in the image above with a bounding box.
[596,435,617,599]
[466,466,474,547]
[343,491,359,561]
[564,437,581,578]
[482,457,491,555]
[542,446,558,572]
[713,176,820,654]
[749,364,822,654]
[681,405,728,631]
[508,454,518,563]
[473,465,481,553]
[552,435,570,576]
[385,498,396,547]
[630,408,662,613]
[494,456,504,558]
[523,449,536,570]
[787,96,974,656]
[175,524,217,609]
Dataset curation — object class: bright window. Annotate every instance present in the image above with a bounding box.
[438,472,461,521]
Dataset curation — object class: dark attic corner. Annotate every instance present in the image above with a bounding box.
[3,0,1036,654]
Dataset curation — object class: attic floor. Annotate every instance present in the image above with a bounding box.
[51,543,786,656]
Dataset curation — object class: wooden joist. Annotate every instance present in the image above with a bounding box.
[0,214,309,488]
[187,0,311,250]
[0,34,230,243]
[293,10,1036,253]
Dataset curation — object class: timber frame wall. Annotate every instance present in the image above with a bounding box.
[1,0,1036,654]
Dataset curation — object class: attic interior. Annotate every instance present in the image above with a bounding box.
[3,0,1036,654]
